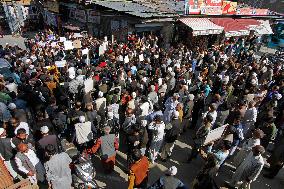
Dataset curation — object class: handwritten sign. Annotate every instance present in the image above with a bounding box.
[55,60,66,68]
[64,41,73,50]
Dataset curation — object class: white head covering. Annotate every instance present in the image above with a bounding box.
[167,166,177,176]
[173,111,179,118]
[40,126,49,134]
[98,91,104,98]
[141,120,147,127]
[108,112,114,119]
[79,116,86,123]
[188,94,195,101]
[131,92,137,98]
[8,103,16,110]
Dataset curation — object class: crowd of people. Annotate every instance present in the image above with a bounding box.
[0,29,283,189]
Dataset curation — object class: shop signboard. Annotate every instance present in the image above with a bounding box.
[204,0,223,15]
[237,8,269,15]
[88,10,100,24]
[75,9,86,23]
[184,0,205,15]
[222,1,237,15]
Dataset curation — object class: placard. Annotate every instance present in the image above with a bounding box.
[59,37,66,42]
[64,41,73,50]
[51,42,57,47]
[82,48,89,55]
[84,78,94,93]
[124,55,129,64]
[55,60,66,68]
[73,40,82,49]
[99,45,105,56]
[204,124,228,145]
[139,54,144,62]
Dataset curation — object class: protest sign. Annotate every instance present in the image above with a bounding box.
[64,41,73,50]
[84,78,94,93]
[139,54,144,62]
[55,60,66,68]
[73,40,82,49]
[51,42,57,47]
[204,124,228,145]
[99,45,105,56]
[60,37,66,42]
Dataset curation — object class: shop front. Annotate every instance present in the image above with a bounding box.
[175,17,224,49]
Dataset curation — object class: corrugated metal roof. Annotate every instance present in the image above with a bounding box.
[92,0,179,18]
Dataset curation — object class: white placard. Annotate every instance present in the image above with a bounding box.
[82,48,89,55]
[99,45,105,56]
[124,55,129,64]
[73,33,83,38]
[204,124,228,145]
[139,54,144,62]
[55,60,66,68]
[84,78,93,93]
[60,37,66,42]
[64,41,73,50]
[51,42,57,47]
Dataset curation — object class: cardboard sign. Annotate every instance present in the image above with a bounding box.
[64,41,73,50]
[55,60,66,68]
[84,78,94,93]
[82,48,89,55]
[60,37,66,42]
[73,40,82,49]
[99,45,105,56]
[51,42,57,47]
[204,124,228,145]
[124,55,129,64]
[139,54,144,62]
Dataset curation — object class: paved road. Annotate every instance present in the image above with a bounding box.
[0,35,26,49]
[93,131,284,189]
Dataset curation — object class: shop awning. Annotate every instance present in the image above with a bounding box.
[250,20,274,35]
[179,18,224,36]
[210,18,261,37]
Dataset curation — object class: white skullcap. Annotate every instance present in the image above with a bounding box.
[0,128,5,135]
[25,59,31,63]
[79,116,85,123]
[69,74,76,79]
[167,166,177,176]
[275,93,282,100]
[40,126,49,134]
[131,92,137,98]
[188,94,195,101]
[98,91,104,98]
[173,111,179,118]
[141,120,147,127]
[8,103,16,110]
[251,79,257,85]
[108,111,114,119]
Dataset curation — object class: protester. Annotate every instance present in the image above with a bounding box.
[89,126,119,173]
[228,145,265,188]
[44,144,72,189]
[128,149,149,189]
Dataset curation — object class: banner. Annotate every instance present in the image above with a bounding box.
[237,8,269,15]
[184,0,204,15]
[222,1,237,15]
